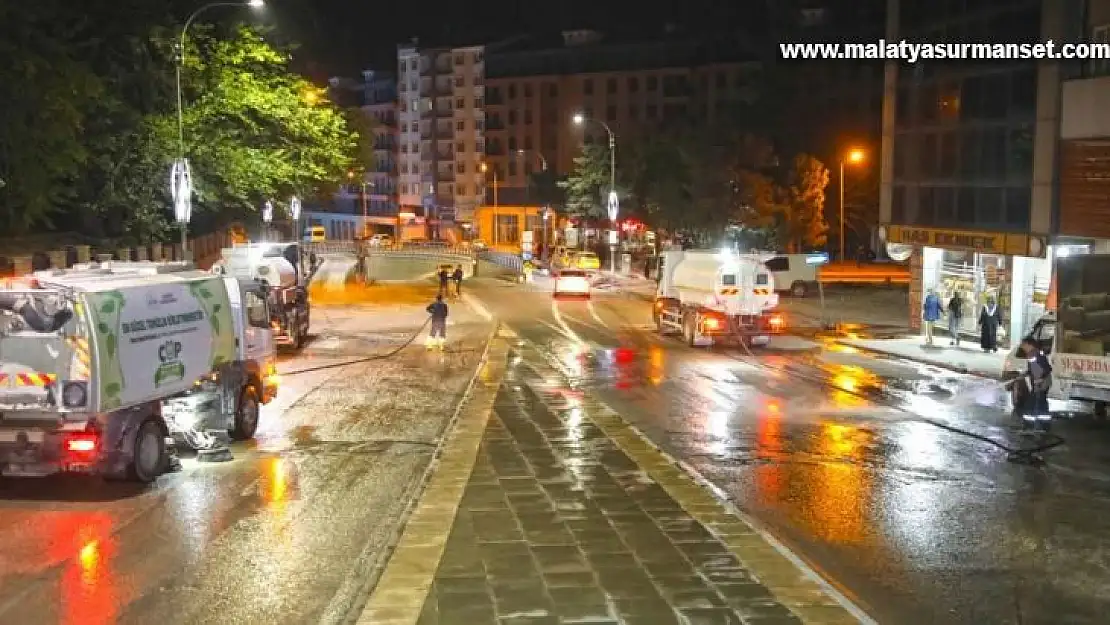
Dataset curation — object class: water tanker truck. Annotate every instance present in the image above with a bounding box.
[652,249,783,347]
[0,261,278,482]
[212,242,311,349]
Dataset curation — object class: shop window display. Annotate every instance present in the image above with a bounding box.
[931,250,1008,343]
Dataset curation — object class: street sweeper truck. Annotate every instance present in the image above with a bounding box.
[0,260,278,482]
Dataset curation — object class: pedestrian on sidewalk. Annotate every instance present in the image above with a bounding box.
[978,296,1002,353]
[947,290,964,346]
[425,294,448,349]
[922,289,942,346]
[452,264,464,296]
[1019,336,1053,432]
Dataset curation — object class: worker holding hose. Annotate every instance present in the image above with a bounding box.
[425,293,449,350]
[1019,336,1053,433]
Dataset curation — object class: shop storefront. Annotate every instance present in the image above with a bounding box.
[882,226,1049,348]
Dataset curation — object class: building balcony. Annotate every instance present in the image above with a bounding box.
[420,84,453,98]
[485,119,506,131]
[484,144,506,156]
[1062,74,1110,140]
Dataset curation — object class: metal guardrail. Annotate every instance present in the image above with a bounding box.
[478,250,523,273]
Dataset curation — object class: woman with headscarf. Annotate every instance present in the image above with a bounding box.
[978,295,1003,353]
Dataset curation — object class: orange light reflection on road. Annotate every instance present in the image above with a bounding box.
[59,514,118,625]
[806,421,872,545]
[753,402,785,508]
[647,345,665,385]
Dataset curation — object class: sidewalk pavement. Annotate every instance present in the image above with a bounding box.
[359,330,862,625]
[839,335,1011,379]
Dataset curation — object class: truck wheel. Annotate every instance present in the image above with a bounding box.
[128,419,167,483]
[683,314,696,346]
[231,387,260,441]
[791,282,808,298]
[1095,401,1108,420]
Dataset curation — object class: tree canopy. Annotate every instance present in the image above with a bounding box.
[0,0,365,242]
[560,118,831,251]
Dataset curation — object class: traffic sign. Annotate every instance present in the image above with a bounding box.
[607,190,619,222]
[805,252,829,265]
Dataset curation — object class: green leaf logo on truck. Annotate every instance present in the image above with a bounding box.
[84,277,236,412]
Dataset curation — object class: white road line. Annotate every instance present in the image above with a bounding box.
[586,300,609,327]
[537,319,579,344]
[550,299,586,345]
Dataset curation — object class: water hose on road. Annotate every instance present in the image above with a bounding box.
[279,317,431,376]
[731,336,1065,465]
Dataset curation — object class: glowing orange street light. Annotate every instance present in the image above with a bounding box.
[840,148,866,261]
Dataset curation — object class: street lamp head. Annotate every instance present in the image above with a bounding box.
[247,0,264,8]
[480,162,488,173]
[846,148,865,164]
[516,149,525,155]
[347,170,355,179]
[572,113,585,125]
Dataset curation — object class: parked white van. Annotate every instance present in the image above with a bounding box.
[764,254,819,297]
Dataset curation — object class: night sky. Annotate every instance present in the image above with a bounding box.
[268,0,764,79]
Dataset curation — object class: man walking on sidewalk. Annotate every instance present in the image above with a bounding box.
[922,289,942,346]
[425,294,449,350]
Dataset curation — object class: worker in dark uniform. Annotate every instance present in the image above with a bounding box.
[425,294,448,349]
[452,264,464,296]
[1019,336,1053,433]
[437,267,450,297]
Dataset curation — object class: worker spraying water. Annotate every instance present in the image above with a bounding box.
[1014,335,1054,434]
[425,294,449,350]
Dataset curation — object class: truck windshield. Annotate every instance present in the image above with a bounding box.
[721,274,737,286]
[756,274,769,285]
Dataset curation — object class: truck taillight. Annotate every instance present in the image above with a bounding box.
[65,434,98,453]
[769,314,783,328]
[703,317,720,330]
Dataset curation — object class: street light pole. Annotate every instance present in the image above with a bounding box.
[839,148,865,261]
[516,149,549,253]
[174,0,264,257]
[572,114,618,272]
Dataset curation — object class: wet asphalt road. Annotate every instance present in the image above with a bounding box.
[0,298,491,625]
[471,279,1110,625]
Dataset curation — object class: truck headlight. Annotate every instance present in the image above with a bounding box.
[62,381,89,408]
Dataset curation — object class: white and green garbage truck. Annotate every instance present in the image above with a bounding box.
[0,261,279,482]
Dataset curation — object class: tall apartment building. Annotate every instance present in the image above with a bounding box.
[396,42,486,231]
[482,30,760,204]
[361,70,398,217]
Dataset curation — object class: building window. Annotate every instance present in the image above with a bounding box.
[607,78,617,93]
[459,183,468,195]
[524,83,533,98]
[647,76,658,91]
[456,97,464,109]
[508,110,517,125]
[1092,25,1110,76]
[455,76,464,87]
[524,136,533,150]
[488,86,501,100]
[524,110,533,124]
[454,53,463,65]
[583,78,593,95]
[1004,187,1031,228]
[629,105,637,120]
[457,141,464,152]
[547,83,557,97]
[508,161,517,176]
[457,162,465,173]
[584,106,593,119]
[475,96,484,107]
[457,120,465,131]
[508,137,517,151]
[474,50,483,63]
[508,84,517,99]
[647,104,657,118]
[606,105,616,121]
[524,162,533,176]
[400,60,406,72]
[628,76,639,92]
[477,139,484,153]
[401,144,408,153]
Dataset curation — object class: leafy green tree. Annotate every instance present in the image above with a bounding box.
[783,154,830,252]
[0,0,104,233]
[181,26,361,220]
[558,143,625,219]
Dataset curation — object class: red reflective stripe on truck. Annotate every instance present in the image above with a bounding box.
[0,373,7,384]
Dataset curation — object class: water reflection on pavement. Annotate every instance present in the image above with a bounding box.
[473,283,1110,625]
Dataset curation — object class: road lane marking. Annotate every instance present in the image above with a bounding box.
[550,299,586,346]
[508,337,875,625]
[353,327,509,625]
[586,300,609,327]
